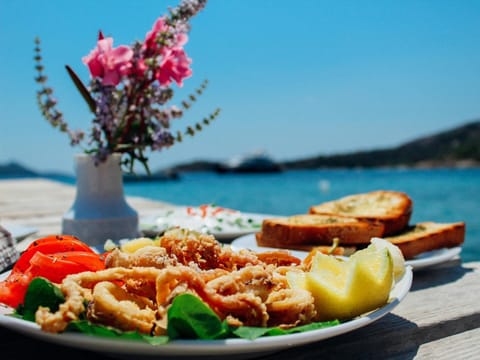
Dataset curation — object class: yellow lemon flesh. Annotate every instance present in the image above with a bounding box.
[288,242,394,321]
[120,237,156,253]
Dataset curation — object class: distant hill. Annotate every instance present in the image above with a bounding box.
[0,162,38,177]
[170,160,219,173]
[0,162,179,182]
[281,120,480,169]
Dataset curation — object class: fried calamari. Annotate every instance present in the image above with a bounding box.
[35,228,316,335]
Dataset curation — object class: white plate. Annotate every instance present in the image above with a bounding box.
[0,267,412,358]
[231,234,462,271]
[405,246,462,270]
[2,223,38,242]
[140,205,273,241]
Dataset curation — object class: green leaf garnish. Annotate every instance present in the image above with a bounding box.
[17,277,65,321]
[66,320,169,344]
[167,294,230,340]
[232,320,340,340]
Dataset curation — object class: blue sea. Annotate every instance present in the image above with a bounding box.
[39,168,479,262]
[120,168,480,263]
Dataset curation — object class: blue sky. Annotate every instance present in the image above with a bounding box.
[1,0,480,174]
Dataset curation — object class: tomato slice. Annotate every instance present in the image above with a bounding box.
[44,251,106,272]
[27,252,91,284]
[0,249,105,307]
[0,271,34,308]
[0,235,103,308]
[13,235,95,273]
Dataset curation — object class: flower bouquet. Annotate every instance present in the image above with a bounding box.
[34,0,220,174]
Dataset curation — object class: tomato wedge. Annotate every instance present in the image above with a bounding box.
[0,271,34,308]
[27,252,91,284]
[31,251,105,273]
[0,235,105,308]
[13,235,95,273]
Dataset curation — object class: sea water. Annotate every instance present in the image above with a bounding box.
[123,168,480,262]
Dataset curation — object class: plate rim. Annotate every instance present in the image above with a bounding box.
[405,246,461,269]
[0,267,412,357]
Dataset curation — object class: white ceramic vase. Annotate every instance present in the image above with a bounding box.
[61,153,139,247]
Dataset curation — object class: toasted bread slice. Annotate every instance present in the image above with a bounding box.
[255,232,357,256]
[257,214,384,247]
[384,221,465,259]
[309,190,413,236]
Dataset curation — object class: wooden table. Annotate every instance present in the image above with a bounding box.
[0,178,479,359]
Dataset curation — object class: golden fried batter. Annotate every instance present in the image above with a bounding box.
[35,229,314,334]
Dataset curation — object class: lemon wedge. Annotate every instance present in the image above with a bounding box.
[120,237,156,253]
[370,237,406,281]
[288,241,395,321]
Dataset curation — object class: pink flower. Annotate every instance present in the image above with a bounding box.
[142,16,192,86]
[131,58,149,78]
[144,16,168,53]
[175,32,188,48]
[82,37,133,86]
[156,48,192,87]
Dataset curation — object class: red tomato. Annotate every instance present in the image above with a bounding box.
[0,235,104,308]
[13,235,95,273]
[27,252,92,284]
[199,204,209,218]
[31,251,105,273]
[0,271,34,308]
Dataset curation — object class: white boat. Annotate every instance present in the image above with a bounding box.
[215,150,283,173]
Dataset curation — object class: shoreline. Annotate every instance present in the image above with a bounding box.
[1,163,479,183]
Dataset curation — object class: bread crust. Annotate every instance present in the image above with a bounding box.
[258,214,384,246]
[385,221,465,259]
[255,232,356,255]
[309,190,413,236]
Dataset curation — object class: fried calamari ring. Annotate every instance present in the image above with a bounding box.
[105,246,177,269]
[266,288,317,328]
[35,268,162,333]
[87,281,156,334]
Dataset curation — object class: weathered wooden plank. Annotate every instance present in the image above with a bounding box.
[417,327,480,359]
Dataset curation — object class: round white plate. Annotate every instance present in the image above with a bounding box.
[0,267,412,358]
[140,206,273,241]
[405,246,462,270]
[231,234,462,271]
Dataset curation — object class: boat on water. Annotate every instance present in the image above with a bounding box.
[215,150,284,174]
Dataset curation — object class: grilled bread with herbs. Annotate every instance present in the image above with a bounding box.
[384,221,465,259]
[309,190,413,236]
[256,214,385,248]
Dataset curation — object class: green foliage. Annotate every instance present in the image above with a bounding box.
[16,277,65,321]
[167,293,231,340]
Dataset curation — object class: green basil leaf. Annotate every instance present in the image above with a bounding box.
[232,326,271,339]
[67,320,169,344]
[232,320,340,340]
[18,277,65,322]
[167,293,230,340]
